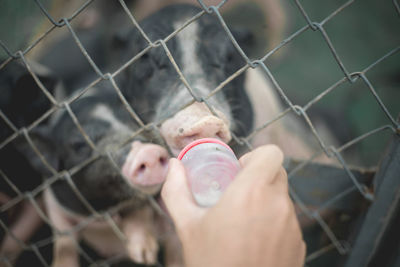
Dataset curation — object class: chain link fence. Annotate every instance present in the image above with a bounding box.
[1,0,399,266]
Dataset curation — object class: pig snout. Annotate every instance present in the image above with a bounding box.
[160,102,231,156]
[122,142,169,195]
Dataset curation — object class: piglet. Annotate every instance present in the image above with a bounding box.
[21,87,180,266]
[0,59,63,265]
[112,4,255,156]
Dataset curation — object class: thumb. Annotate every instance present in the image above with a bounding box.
[161,158,205,228]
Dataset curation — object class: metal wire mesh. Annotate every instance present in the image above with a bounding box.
[1,0,399,266]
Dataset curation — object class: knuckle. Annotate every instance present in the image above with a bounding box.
[271,166,288,186]
[274,195,293,217]
[280,167,288,180]
[266,144,284,162]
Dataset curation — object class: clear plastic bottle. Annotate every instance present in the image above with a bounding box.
[178,138,241,207]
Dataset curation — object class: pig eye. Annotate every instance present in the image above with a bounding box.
[154,60,168,69]
[70,139,89,152]
[209,58,222,68]
[209,57,221,68]
[141,53,150,61]
[152,54,168,69]
[226,51,235,63]
[132,56,154,79]
[147,46,169,69]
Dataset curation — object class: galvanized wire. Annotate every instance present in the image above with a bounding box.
[0,0,399,266]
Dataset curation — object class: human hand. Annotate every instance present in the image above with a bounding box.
[161,145,306,267]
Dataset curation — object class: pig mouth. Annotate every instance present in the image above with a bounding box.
[161,115,232,156]
[159,102,233,156]
[134,183,164,196]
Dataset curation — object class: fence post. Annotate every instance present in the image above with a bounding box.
[343,116,400,267]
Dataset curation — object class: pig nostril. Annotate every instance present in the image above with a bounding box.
[159,156,167,166]
[139,164,146,172]
[216,131,224,139]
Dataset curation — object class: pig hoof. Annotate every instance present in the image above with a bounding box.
[127,236,159,265]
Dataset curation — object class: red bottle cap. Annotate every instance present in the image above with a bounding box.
[177,138,233,160]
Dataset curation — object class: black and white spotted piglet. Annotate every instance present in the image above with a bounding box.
[23,85,182,266]
[113,4,254,156]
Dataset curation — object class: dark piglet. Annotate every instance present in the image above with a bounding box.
[0,60,57,198]
[0,59,61,265]
[39,88,169,213]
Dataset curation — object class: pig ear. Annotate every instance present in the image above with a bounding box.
[10,61,63,126]
[111,27,148,60]
[112,27,131,49]
[14,126,60,178]
[112,27,141,53]
[14,61,60,95]
[231,27,255,56]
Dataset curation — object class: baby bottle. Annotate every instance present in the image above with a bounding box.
[177,138,241,207]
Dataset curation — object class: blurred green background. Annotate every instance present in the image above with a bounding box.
[274,0,399,167]
[0,1,49,57]
[227,0,400,167]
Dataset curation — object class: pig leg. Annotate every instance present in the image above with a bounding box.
[121,207,159,265]
[0,200,43,264]
[44,189,79,267]
[163,227,183,267]
[152,200,184,267]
